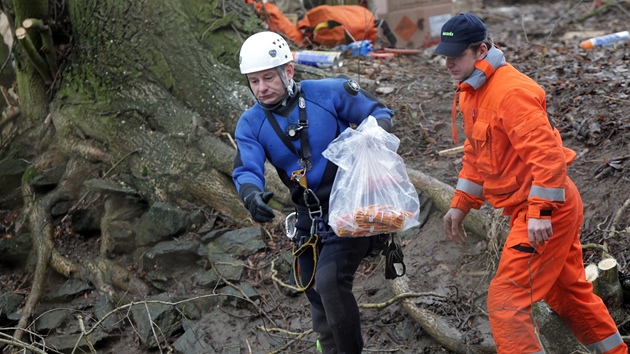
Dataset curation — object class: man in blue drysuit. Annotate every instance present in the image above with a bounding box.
[232,31,395,354]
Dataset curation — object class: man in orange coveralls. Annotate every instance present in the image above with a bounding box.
[435,13,627,354]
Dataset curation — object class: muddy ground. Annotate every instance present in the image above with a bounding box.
[1,0,629,353]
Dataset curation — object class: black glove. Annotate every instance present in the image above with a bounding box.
[244,191,275,223]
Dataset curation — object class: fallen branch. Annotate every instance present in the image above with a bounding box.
[389,276,495,353]
[262,328,314,354]
[406,167,508,240]
[607,197,630,239]
[358,292,446,309]
[438,145,464,156]
[533,301,590,353]
[0,329,48,354]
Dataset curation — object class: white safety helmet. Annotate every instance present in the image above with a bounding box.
[239,31,293,74]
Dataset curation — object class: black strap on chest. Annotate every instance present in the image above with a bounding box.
[263,91,311,169]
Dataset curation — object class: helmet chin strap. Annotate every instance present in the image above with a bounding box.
[277,66,295,97]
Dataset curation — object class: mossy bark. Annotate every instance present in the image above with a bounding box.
[38,0,289,220]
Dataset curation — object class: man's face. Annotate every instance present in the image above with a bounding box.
[246,64,293,105]
[444,47,483,82]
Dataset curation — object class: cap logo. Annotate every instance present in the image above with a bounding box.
[442,31,454,36]
[269,49,277,58]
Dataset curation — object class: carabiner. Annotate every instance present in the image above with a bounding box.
[303,188,322,220]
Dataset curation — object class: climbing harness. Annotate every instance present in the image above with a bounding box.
[290,189,336,291]
[264,92,312,189]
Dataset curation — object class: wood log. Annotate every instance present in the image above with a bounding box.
[533,301,589,353]
[389,276,495,354]
[585,263,601,296]
[597,257,625,322]
[406,167,508,240]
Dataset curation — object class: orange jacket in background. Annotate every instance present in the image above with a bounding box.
[297,5,377,47]
[246,0,305,46]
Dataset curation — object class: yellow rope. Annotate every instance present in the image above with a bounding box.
[291,233,319,291]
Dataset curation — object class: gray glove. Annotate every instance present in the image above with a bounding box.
[244,191,275,223]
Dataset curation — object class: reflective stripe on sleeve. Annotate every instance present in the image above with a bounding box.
[528,186,565,202]
[586,331,624,354]
[456,178,484,199]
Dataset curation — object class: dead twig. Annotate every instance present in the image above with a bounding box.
[359,292,447,309]
[261,328,314,354]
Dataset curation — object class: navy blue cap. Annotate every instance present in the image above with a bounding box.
[433,13,487,57]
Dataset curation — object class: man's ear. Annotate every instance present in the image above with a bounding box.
[286,63,295,81]
[476,43,489,60]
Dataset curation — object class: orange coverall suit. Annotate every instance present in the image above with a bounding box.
[450,46,627,354]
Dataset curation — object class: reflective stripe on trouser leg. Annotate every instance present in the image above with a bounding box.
[488,178,628,354]
[586,332,626,354]
[543,180,627,354]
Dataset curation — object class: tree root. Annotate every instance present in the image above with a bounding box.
[14,156,152,345]
[15,180,77,343]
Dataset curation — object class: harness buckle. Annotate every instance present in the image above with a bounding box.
[303,189,322,220]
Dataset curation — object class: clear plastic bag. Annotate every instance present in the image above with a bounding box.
[322,116,420,237]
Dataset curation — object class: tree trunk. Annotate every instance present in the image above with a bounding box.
[2,0,289,340]
[1,0,296,223]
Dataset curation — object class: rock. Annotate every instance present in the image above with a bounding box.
[172,320,214,354]
[44,330,109,354]
[35,308,68,332]
[43,278,92,303]
[130,293,182,348]
[0,158,28,208]
[0,231,32,266]
[93,295,123,331]
[196,254,245,288]
[217,283,260,309]
[100,195,145,254]
[207,226,266,257]
[139,240,201,273]
[0,293,23,324]
[134,202,190,247]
